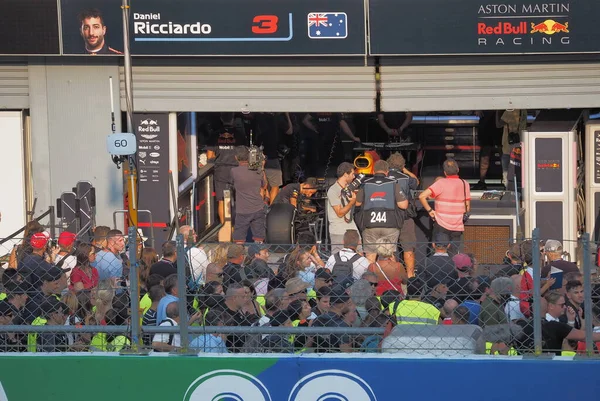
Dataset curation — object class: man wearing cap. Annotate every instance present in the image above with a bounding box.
[418,233,454,290]
[446,253,476,303]
[17,232,53,292]
[92,229,126,281]
[150,241,178,279]
[273,177,318,212]
[285,277,310,302]
[4,282,28,327]
[242,244,275,284]
[308,269,334,307]
[54,232,77,274]
[28,298,69,352]
[479,277,511,328]
[541,240,579,278]
[311,286,354,352]
[222,244,246,289]
[22,266,69,324]
[0,301,19,351]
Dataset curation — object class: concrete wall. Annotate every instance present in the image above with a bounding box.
[28,62,123,229]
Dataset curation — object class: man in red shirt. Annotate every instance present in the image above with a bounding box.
[419,159,471,255]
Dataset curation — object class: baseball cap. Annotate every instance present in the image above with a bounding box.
[315,269,333,281]
[40,298,69,318]
[336,276,355,291]
[30,232,50,249]
[248,243,269,258]
[227,244,245,259]
[40,266,70,283]
[453,253,473,272]
[433,232,450,247]
[329,285,350,305]
[58,231,77,247]
[285,277,310,295]
[544,239,563,253]
[0,301,16,317]
[491,277,514,296]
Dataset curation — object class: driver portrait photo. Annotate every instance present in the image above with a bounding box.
[78,8,122,55]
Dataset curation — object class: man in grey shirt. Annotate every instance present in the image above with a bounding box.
[327,162,360,253]
[230,146,267,243]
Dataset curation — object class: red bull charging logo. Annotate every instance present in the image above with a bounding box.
[530,19,569,34]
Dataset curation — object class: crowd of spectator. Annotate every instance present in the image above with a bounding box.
[1,218,599,355]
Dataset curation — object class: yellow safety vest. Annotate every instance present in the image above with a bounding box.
[110,335,131,352]
[561,350,576,357]
[138,294,152,325]
[307,289,316,302]
[389,300,440,325]
[0,293,6,301]
[485,342,519,356]
[27,317,47,352]
[256,295,266,310]
[90,333,108,351]
[90,333,131,352]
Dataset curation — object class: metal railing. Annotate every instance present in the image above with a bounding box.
[1,226,599,356]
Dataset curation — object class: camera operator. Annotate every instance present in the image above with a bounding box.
[206,112,247,225]
[253,112,285,205]
[273,177,318,213]
[355,160,408,263]
[230,146,268,243]
[327,162,361,253]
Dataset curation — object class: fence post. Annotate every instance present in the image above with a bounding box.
[531,227,542,355]
[128,225,141,350]
[581,233,594,355]
[175,233,190,353]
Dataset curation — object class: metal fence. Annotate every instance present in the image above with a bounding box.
[1,226,599,356]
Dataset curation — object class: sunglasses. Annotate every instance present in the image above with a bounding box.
[368,282,378,287]
[289,290,307,297]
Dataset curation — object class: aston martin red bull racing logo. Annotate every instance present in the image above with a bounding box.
[530,20,569,34]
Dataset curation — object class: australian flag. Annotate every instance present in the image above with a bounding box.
[307,12,348,39]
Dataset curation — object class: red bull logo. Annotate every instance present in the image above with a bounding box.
[530,20,569,35]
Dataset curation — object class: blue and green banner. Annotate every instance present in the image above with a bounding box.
[0,355,598,401]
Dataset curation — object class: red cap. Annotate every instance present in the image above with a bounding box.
[58,231,76,247]
[30,232,49,249]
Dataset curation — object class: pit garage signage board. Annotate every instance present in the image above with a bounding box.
[369,0,600,55]
[61,0,366,56]
[0,0,60,55]
[134,113,171,246]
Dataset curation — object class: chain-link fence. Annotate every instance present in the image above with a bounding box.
[1,227,600,356]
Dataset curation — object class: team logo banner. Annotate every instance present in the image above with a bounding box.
[61,0,365,56]
[369,0,600,55]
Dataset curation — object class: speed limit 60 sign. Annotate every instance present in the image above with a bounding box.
[106,133,137,155]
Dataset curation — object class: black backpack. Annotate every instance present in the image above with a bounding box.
[331,252,361,281]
